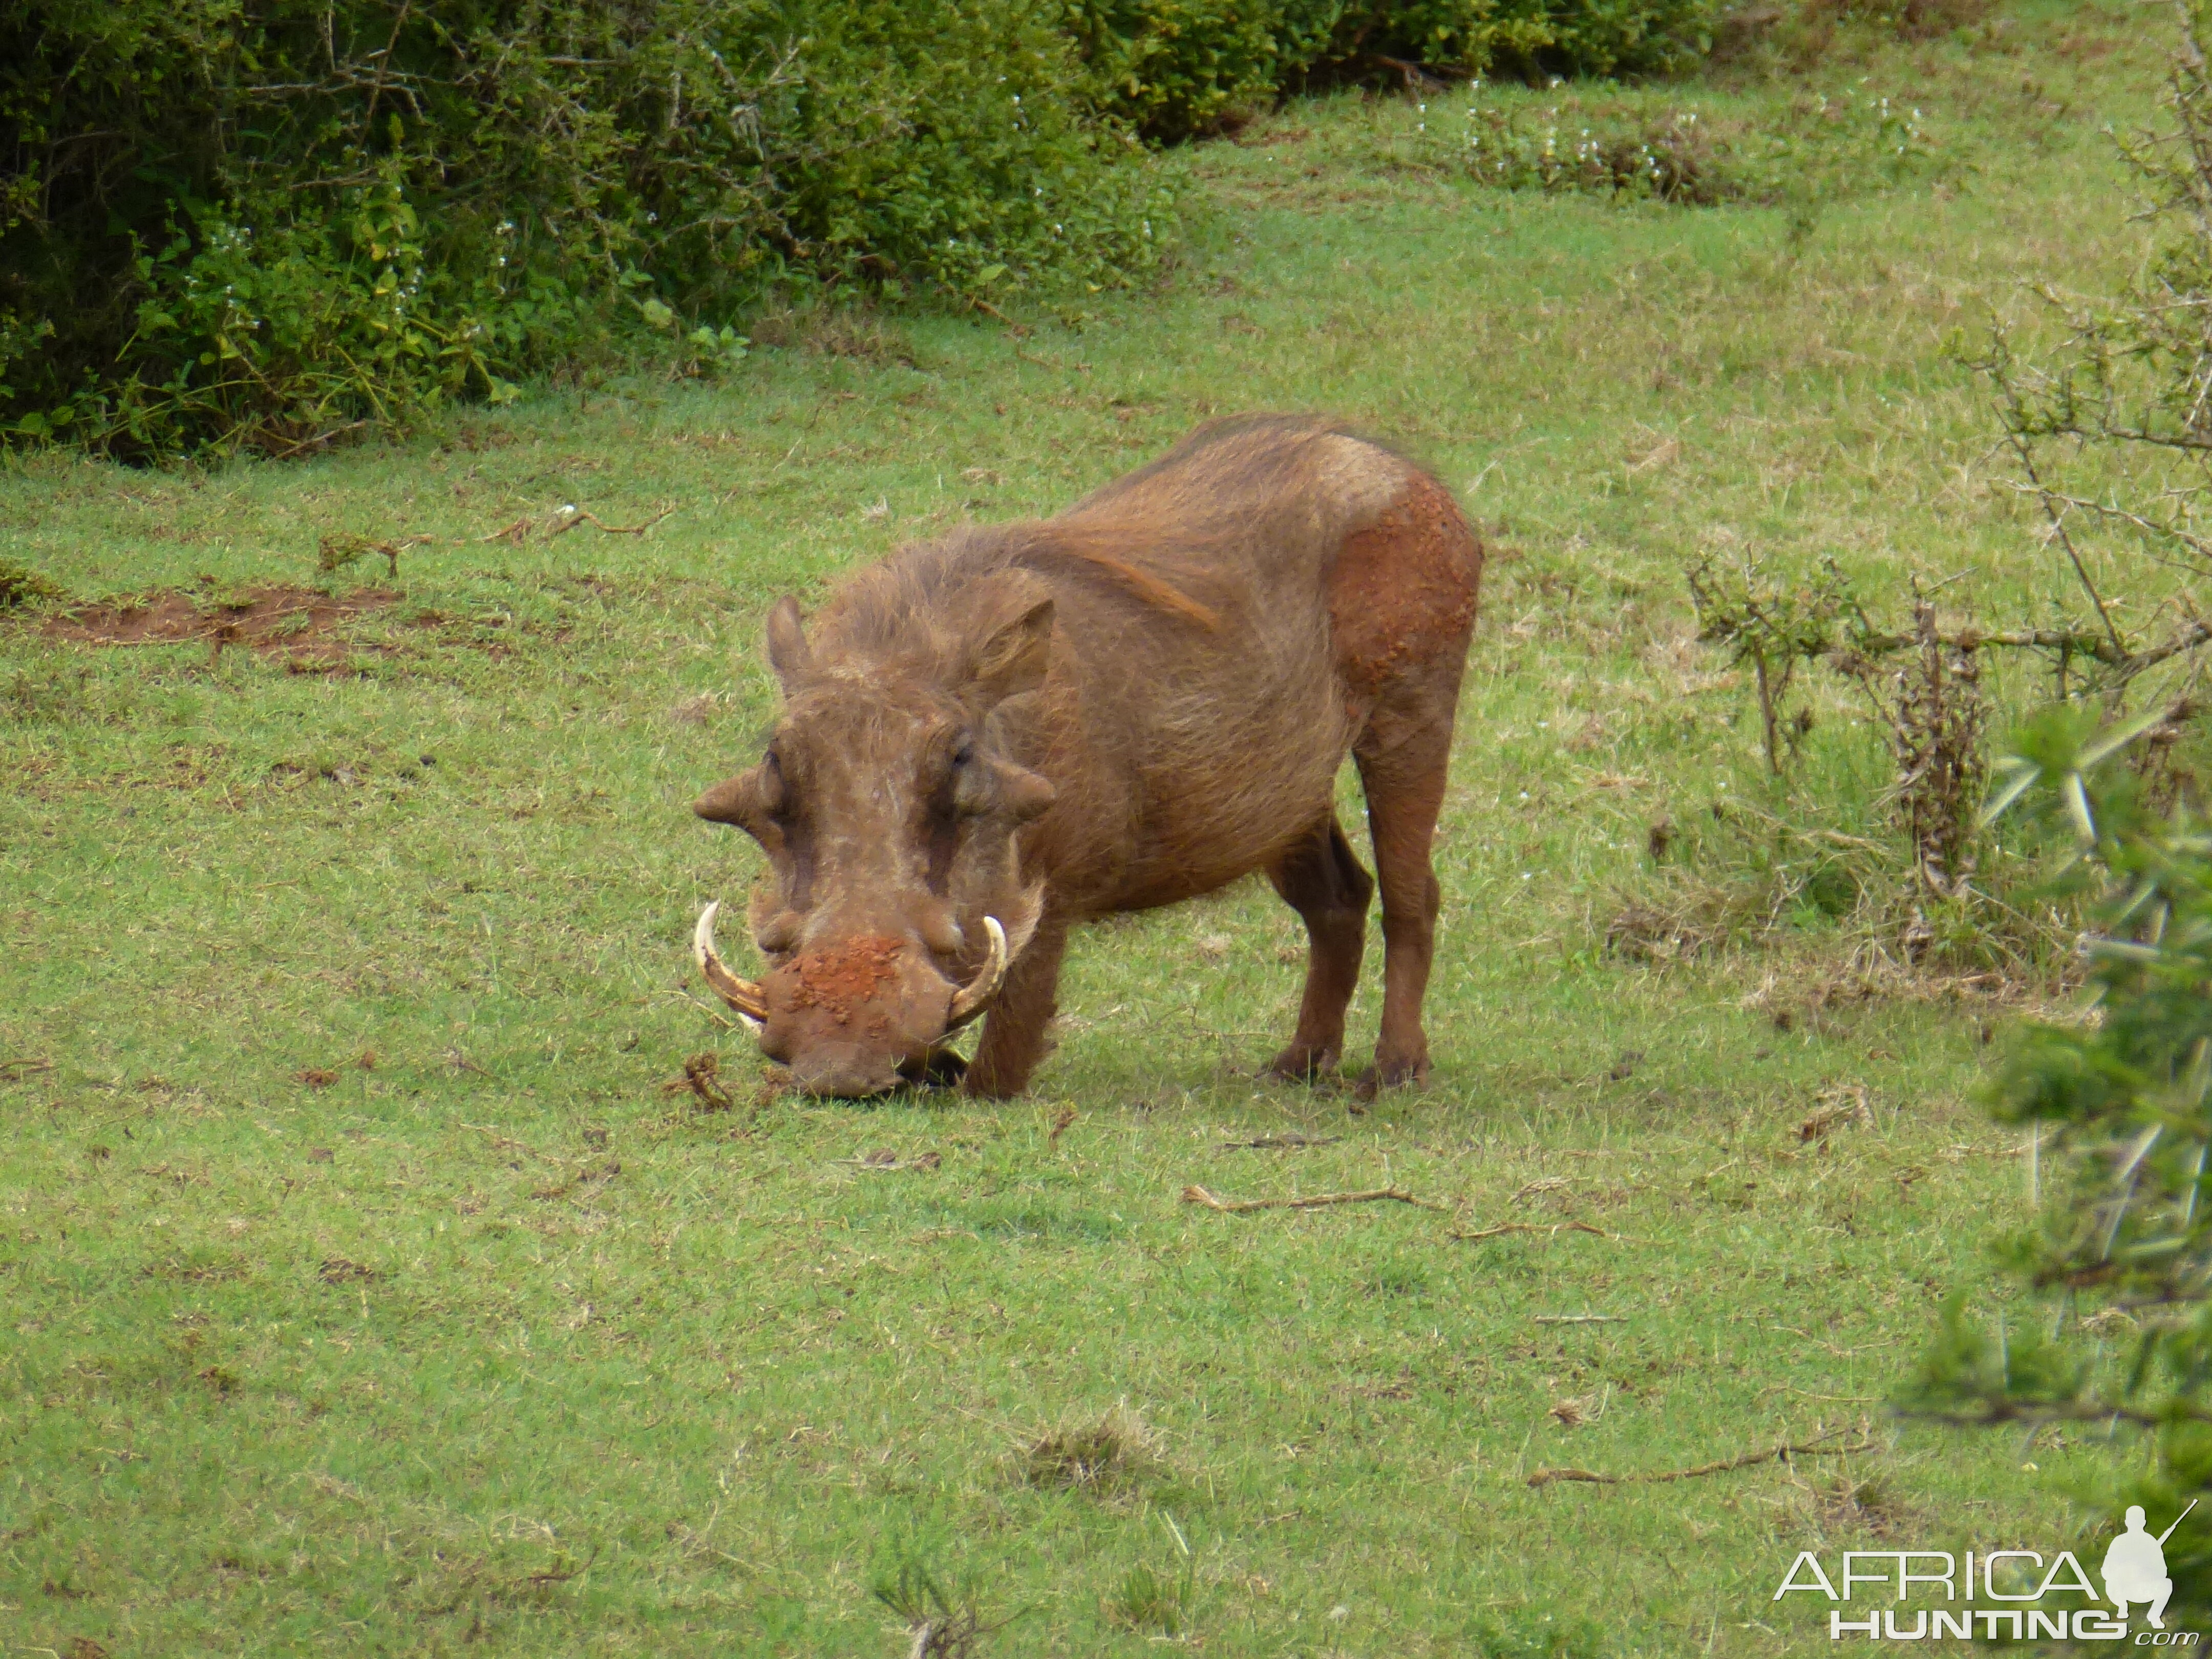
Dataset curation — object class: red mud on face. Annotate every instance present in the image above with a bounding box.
[785,935,906,1027]
[40,586,400,669]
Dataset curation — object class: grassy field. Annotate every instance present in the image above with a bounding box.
[0,5,2180,1653]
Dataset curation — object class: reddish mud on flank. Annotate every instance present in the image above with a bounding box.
[692,413,1483,1099]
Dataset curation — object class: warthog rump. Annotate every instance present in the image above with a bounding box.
[692,414,1482,1098]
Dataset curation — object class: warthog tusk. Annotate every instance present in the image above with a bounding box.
[944,917,1008,1031]
[693,901,767,1031]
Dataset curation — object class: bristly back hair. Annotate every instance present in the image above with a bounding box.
[1009,519,1222,631]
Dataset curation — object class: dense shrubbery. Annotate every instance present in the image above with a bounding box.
[0,0,1727,456]
[1075,0,1720,141]
[1895,7,2212,1582]
[1906,713,2212,1608]
[0,0,1173,456]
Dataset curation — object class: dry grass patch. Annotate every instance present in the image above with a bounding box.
[1022,1401,1166,1494]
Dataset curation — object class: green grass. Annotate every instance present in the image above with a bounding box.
[0,6,2183,1652]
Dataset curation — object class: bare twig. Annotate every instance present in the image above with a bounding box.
[467,504,674,545]
[1180,1184,1447,1214]
[1452,1220,1625,1243]
[0,1058,54,1075]
[268,420,371,461]
[545,504,678,539]
[2003,481,2212,562]
[1374,53,1473,87]
[1218,1132,1344,1152]
[2013,434,2130,663]
[1527,1428,1876,1488]
[1532,1313,1627,1325]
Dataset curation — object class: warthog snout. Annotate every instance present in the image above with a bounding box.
[693,904,1010,1097]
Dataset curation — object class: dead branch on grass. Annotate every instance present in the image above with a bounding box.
[1180,1184,1446,1213]
[1532,1313,1627,1325]
[1527,1427,1876,1488]
[546,503,677,539]
[469,504,675,545]
[1452,1220,1626,1243]
[1217,1132,1343,1151]
[0,1058,54,1075]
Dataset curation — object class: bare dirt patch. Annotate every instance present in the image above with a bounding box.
[40,586,399,670]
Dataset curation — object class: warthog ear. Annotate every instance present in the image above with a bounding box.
[694,764,768,827]
[765,595,811,690]
[966,597,1054,708]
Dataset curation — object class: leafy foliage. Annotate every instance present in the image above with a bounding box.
[1905,708,2212,1607]
[1,0,1175,457]
[1073,0,1721,142]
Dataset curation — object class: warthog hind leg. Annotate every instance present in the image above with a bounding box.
[1326,466,1479,1098]
[1352,698,1455,1097]
[1263,813,1374,1082]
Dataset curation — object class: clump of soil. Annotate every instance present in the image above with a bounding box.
[41,585,398,669]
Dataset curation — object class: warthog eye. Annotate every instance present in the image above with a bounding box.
[951,739,974,769]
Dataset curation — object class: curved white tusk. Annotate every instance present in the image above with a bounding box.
[944,917,1008,1031]
[693,901,768,1032]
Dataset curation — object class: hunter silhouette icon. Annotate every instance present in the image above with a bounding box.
[2104,1501,2194,1628]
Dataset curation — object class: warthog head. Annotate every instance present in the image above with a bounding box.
[690,584,1057,1096]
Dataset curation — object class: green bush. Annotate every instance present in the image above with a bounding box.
[2,0,1729,458]
[1074,0,1721,141]
[1905,707,2212,1607]
[1068,0,1342,140]
[1351,0,1719,81]
[0,0,1175,457]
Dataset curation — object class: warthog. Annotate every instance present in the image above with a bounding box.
[692,414,1482,1098]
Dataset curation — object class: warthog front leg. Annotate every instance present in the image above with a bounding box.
[961,914,1068,1098]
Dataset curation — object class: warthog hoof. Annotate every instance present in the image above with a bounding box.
[1352,1054,1432,1101]
[1264,1044,1342,1084]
